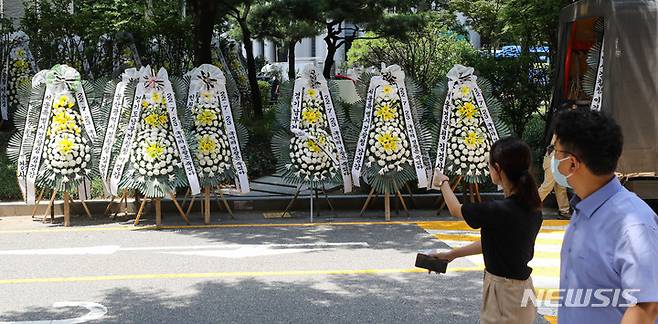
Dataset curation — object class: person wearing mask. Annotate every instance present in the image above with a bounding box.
[539,134,571,218]
[552,109,658,323]
[538,101,576,219]
[430,137,543,324]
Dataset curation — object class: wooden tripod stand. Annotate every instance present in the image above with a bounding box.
[359,185,410,221]
[280,183,335,221]
[133,192,190,227]
[30,188,93,227]
[182,186,234,224]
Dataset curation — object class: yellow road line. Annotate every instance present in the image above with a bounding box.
[417,220,568,232]
[433,234,564,245]
[0,220,454,234]
[534,250,561,258]
[0,218,570,234]
[0,266,486,285]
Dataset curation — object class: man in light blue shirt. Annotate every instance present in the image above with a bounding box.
[552,109,658,323]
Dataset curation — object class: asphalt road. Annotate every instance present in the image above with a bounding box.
[0,218,552,323]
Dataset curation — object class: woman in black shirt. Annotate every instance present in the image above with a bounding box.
[430,137,543,324]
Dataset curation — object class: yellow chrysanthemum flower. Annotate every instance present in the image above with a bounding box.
[53,95,74,109]
[151,92,162,104]
[464,131,484,147]
[375,104,396,121]
[306,88,319,98]
[57,137,74,155]
[306,139,321,154]
[301,108,321,125]
[457,102,478,119]
[52,110,73,127]
[201,91,214,103]
[196,109,217,126]
[145,142,164,159]
[144,113,166,128]
[141,100,149,108]
[14,60,29,70]
[460,85,470,97]
[377,132,400,152]
[198,135,218,154]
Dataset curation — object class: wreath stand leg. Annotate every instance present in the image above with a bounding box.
[216,188,234,219]
[185,194,197,219]
[281,183,304,218]
[359,188,376,217]
[180,188,191,212]
[468,183,477,203]
[203,187,211,225]
[396,190,410,217]
[474,183,482,203]
[168,192,191,225]
[41,190,57,223]
[384,189,391,222]
[155,198,162,227]
[76,196,93,220]
[309,183,315,223]
[436,176,462,215]
[31,188,46,219]
[103,194,117,216]
[134,198,148,226]
[320,184,336,218]
[63,191,71,227]
[404,183,417,208]
[112,191,129,219]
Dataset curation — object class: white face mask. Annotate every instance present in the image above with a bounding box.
[497,184,503,191]
[551,156,573,189]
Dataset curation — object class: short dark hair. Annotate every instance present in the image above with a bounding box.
[554,109,623,175]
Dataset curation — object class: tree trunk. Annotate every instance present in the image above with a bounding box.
[239,20,263,118]
[189,0,217,65]
[323,37,337,79]
[144,0,154,20]
[323,21,341,79]
[288,41,296,80]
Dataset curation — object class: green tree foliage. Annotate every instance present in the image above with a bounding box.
[306,0,426,78]
[451,0,574,142]
[348,13,476,91]
[21,0,195,75]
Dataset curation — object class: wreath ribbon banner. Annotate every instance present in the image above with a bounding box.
[291,65,352,192]
[217,76,250,194]
[386,65,428,189]
[432,64,499,189]
[25,77,55,204]
[99,68,139,193]
[16,70,49,201]
[109,66,148,196]
[591,39,605,112]
[351,76,383,188]
[161,67,201,196]
[187,64,250,194]
[0,47,9,121]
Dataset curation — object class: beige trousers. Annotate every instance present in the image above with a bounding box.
[480,271,537,324]
[538,153,570,214]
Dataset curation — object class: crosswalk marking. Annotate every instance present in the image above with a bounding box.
[417,220,569,323]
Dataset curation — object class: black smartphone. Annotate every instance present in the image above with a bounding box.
[415,253,448,274]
